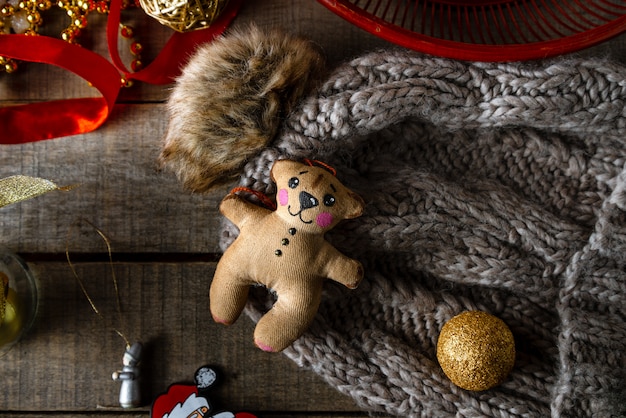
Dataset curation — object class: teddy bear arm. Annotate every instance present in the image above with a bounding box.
[219,194,270,228]
[319,244,364,289]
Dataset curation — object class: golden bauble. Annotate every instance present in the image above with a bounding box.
[139,0,230,32]
[0,288,23,346]
[4,59,17,74]
[0,272,7,326]
[436,310,515,391]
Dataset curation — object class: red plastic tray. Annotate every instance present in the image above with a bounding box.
[318,0,626,61]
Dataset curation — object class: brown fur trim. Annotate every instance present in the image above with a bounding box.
[159,24,326,192]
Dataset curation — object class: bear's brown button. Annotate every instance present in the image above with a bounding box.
[275,250,282,256]
[288,228,296,235]
[282,238,289,245]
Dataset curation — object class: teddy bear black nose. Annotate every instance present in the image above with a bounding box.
[299,191,319,210]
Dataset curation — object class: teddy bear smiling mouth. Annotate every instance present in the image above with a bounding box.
[287,206,313,224]
[286,190,320,224]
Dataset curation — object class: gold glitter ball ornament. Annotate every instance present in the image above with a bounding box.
[436,310,515,391]
[138,0,229,32]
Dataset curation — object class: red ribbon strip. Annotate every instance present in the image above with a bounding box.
[0,0,241,144]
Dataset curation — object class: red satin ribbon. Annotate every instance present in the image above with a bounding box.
[0,0,241,144]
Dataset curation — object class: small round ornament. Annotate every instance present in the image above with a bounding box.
[138,0,229,32]
[436,310,515,391]
[0,248,38,357]
[0,272,8,325]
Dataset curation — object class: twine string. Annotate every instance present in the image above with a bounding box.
[229,186,277,211]
[65,219,130,348]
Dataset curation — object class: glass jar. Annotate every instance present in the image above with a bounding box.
[0,248,38,357]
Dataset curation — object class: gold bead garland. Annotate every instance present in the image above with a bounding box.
[120,23,142,73]
[0,0,142,79]
[0,0,51,72]
[0,0,50,36]
[436,310,515,391]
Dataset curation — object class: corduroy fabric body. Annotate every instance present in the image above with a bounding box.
[219,51,626,417]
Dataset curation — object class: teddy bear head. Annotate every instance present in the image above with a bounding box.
[270,160,364,233]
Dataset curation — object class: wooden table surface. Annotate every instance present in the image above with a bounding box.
[1,1,625,417]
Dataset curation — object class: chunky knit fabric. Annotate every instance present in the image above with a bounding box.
[219,51,626,417]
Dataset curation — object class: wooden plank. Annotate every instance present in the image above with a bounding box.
[0,104,227,254]
[0,261,360,413]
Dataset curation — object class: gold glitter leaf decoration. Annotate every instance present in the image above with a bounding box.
[139,0,229,32]
[0,175,74,208]
[436,310,515,391]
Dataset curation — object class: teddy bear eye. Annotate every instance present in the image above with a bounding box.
[288,177,299,189]
[323,194,336,207]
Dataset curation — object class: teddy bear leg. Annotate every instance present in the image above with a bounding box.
[253,294,321,352]
[209,265,250,326]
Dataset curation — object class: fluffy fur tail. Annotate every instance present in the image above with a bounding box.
[159,24,326,192]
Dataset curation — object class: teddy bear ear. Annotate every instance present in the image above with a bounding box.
[344,191,365,219]
[270,159,302,182]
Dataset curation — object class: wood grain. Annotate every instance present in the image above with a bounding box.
[0,104,227,254]
[0,262,359,414]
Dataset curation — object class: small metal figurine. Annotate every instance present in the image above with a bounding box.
[112,342,143,408]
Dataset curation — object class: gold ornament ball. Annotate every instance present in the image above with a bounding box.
[139,0,230,32]
[0,272,7,325]
[436,310,515,391]
[4,60,18,73]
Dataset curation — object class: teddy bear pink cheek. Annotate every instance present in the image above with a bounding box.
[278,189,289,206]
[316,212,334,228]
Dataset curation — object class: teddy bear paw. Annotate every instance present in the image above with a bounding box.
[254,338,278,353]
[345,263,364,289]
[212,313,233,326]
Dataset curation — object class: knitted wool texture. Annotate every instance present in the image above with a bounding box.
[219,51,626,417]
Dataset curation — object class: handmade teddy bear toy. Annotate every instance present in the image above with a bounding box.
[210,159,365,352]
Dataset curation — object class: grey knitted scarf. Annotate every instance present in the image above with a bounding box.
[220,51,626,417]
